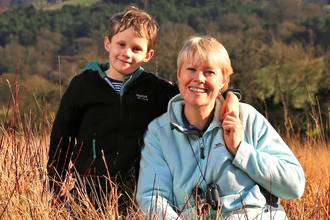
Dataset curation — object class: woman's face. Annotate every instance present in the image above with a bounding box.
[177,54,226,111]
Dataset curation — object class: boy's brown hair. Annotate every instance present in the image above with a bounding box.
[108,6,158,52]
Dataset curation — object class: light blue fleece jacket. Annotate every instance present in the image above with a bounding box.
[136,94,305,219]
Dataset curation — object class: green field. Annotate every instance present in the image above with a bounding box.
[36,0,102,10]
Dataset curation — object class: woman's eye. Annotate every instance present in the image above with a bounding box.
[205,71,215,75]
[187,68,196,71]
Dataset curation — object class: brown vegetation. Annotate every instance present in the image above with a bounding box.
[281,136,330,219]
[0,75,329,219]
[1,1,330,218]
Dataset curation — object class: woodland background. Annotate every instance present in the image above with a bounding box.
[0,0,330,138]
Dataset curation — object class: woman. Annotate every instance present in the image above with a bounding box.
[136,36,305,219]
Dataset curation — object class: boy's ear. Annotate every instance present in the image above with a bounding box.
[143,49,154,62]
[104,36,111,52]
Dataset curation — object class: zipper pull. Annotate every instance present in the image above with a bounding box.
[92,133,97,159]
[201,147,205,159]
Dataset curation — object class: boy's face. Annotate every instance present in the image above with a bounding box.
[104,27,154,80]
[177,54,226,111]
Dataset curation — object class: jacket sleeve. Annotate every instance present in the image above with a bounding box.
[223,88,242,101]
[232,103,305,200]
[136,123,181,220]
[47,76,82,191]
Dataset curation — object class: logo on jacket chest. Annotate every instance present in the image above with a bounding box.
[214,143,224,149]
[136,94,148,101]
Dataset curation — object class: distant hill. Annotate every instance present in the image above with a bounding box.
[0,0,101,11]
[1,0,330,11]
[38,0,102,10]
[0,0,329,135]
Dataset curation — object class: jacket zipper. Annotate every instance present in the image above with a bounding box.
[198,136,205,160]
[92,133,97,159]
[113,76,134,169]
[201,145,205,159]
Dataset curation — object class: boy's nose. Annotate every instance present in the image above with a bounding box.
[122,48,132,58]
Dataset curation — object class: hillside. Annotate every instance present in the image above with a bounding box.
[0,0,100,10]
[0,0,329,137]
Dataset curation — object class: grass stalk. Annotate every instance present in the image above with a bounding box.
[0,72,329,220]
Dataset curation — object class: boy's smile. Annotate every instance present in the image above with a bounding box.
[104,27,154,81]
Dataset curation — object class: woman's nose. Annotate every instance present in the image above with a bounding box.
[194,71,205,83]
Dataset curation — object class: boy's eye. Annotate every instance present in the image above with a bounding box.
[118,43,125,47]
[133,47,141,52]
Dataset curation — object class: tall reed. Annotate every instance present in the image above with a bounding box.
[0,62,329,219]
[281,101,330,220]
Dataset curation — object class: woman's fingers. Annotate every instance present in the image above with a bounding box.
[220,93,239,120]
[222,111,243,155]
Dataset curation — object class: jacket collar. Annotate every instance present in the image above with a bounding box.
[169,94,222,135]
[80,61,144,95]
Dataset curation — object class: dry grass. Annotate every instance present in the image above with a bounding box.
[1,112,329,220]
[280,134,330,220]
[280,101,330,219]
[0,117,51,219]
[0,113,144,219]
[0,70,329,219]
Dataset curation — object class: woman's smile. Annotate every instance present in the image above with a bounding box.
[189,86,208,94]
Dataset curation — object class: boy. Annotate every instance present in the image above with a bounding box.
[48,6,240,202]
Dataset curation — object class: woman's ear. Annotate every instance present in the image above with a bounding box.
[220,77,227,93]
[177,68,181,80]
[104,36,111,52]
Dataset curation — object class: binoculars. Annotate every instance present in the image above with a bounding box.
[192,183,220,214]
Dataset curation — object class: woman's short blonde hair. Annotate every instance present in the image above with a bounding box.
[177,36,233,93]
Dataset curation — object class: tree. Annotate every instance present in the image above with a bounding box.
[254,39,324,133]
[143,22,195,81]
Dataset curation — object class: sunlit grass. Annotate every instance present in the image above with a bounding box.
[1,106,329,219]
[0,69,329,219]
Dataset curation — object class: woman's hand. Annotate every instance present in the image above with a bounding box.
[222,110,243,156]
[220,92,239,120]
